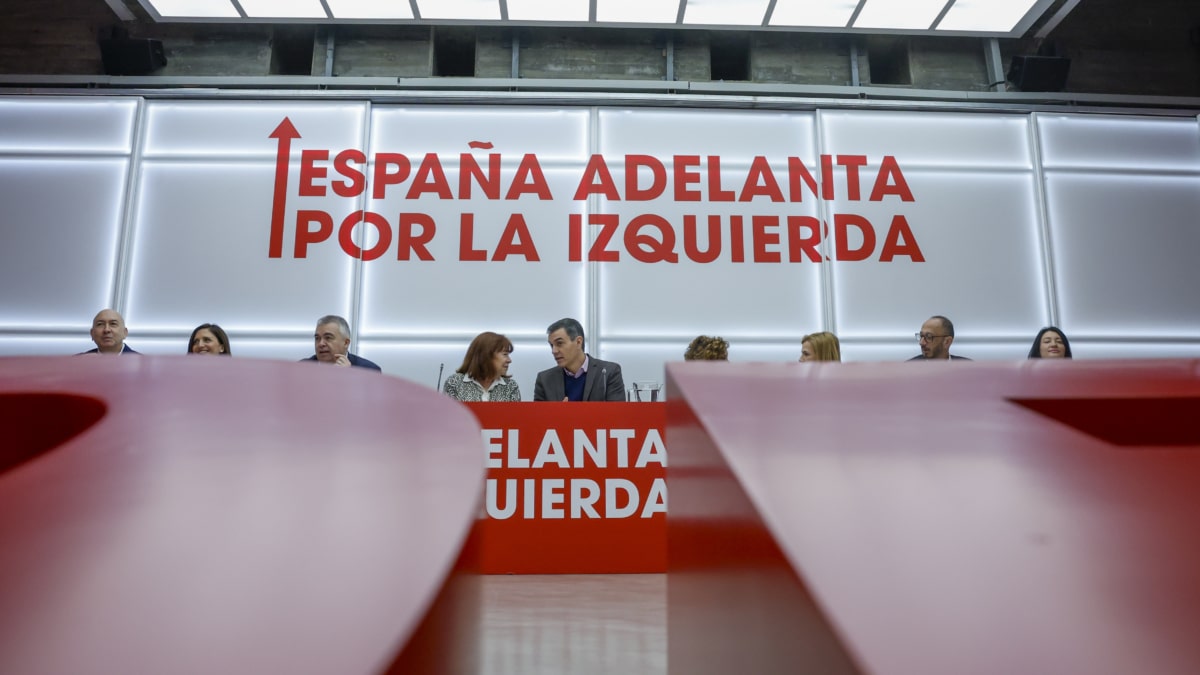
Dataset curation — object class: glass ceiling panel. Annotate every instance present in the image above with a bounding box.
[326,0,414,20]
[853,0,948,30]
[238,0,328,19]
[508,0,590,22]
[413,0,501,20]
[769,0,860,28]
[148,0,240,18]
[938,0,1039,32]
[597,0,680,24]
[137,0,1073,36]
[683,0,773,26]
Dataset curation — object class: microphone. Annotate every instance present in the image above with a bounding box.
[600,368,607,400]
[436,363,445,390]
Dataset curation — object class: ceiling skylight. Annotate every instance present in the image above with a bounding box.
[937,0,1040,32]
[325,0,414,20]
[770,0,861,29]
[853,0,950,31]
[597,0,680,24]
[683,0,773,27]
[507,0,590,22]
[414,0,500,21]
[146,0,240,18]
[238,0,327,19]
[132,0,1067,37]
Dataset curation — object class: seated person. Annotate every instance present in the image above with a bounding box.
[534,318,624,401]
[799,331,841,362]
[302,315,381,371]
[188,323,232,356]
[684,335,729,361]
[79,309,138,355]
[1027,327,1073,359]
[910,315,971,361]
[442,332,521,402]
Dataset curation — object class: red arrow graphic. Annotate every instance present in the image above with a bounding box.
[268,118,301,258]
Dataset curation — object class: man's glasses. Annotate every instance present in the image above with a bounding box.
[915,332,948,342]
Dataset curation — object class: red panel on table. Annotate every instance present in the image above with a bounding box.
[466,402,667,574]
[0,356,485,675]
[666,359,1200,675]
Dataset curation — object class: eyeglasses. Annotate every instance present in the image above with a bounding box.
[915,332,949,342]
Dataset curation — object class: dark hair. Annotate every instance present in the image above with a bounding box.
[684,335,729,361]
[546,317,585,347]
[457,331,514,382]
[930,315,955,337]
[1027,326,1072,359]
[187,323,232,356]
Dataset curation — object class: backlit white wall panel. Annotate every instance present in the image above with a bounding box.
[128,101,369,335]
[0,97,137,154]
[819,111,1048,339]
[0,159,129,328]
[126,161,358,331]
[1043,173,1200,336]
[595,109,824,339]
[1037,114,1200,339]
[360,107,591,340]
[0,97,137,330]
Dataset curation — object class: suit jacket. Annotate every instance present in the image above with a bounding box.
[303,352,382,371]
[533,355,625,401]
[78,344,139,355]
[907,354,972,361]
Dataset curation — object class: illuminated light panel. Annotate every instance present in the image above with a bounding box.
[597,0,680,24]
[326,0,414,20]
[937,0,1039,32]
[508,0,590,22]
[683,0,773,26]
[146,0,240,18]
[237,0,328,18]
[413,0,501,20]
[853,0,949,30]
[769,0,860,28]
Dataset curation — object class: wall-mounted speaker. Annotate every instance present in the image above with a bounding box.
[100,38,167,76]
[1007,55,1070,92]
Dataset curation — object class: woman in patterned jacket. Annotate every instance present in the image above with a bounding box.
[442,331,521,402]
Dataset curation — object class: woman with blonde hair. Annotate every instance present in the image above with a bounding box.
[684,335,729,361]
[443,331,521,402]
[799,331,841,362]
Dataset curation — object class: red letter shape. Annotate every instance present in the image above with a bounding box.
[834,214,876,262]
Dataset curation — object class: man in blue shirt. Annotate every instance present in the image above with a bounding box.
[533,317,624,401]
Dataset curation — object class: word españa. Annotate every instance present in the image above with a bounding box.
[267,120,923,263]
[483,427,667,520]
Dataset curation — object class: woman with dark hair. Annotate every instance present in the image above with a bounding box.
[188,323,232,356]
[443,331,521,402]
[1028,327,1072,359]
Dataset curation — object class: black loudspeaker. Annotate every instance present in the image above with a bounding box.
[100,38,167,75]
[1007,55,1070,92]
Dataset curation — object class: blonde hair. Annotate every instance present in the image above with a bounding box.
[801,331,841,362]
[684,335,729,361]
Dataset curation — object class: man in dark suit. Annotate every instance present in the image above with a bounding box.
[79,308,139,355]
[909,315,972,361]
[303,315,381,371]
[533,317,625,401]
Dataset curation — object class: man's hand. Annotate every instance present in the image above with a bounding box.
[333,354,351,367]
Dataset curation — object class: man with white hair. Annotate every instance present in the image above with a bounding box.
[303,315,381,371]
